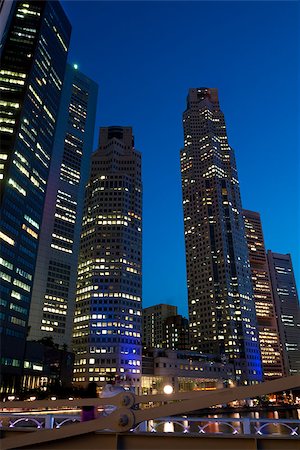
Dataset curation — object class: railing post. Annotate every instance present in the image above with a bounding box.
[242,418,251,435]
[44,414,54,429]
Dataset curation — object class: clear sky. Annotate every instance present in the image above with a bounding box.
[62,1,299,317]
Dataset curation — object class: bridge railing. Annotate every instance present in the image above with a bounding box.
[1,411,299,437]
[135,415,300,436]
[0,375,299,450]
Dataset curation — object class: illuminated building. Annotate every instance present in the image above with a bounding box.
[143,304,178,348]
[243,210,283,379]
[0,0,71,392]
[141,348,233,394]
[164,315,190,350]
[22,340,74,391]
[73,126,142,388]
[180,88,262,383]
[267,251,300,375]
[28,65,98,349]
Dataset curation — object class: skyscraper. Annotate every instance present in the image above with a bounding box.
[73,126,142,388]
[143,304,178,348]
[243,210,283,379]
[267,251,300,375]
[27,64,98,349]
[0,0,71,392]
[180,88,262,383]
[164,315,190,351]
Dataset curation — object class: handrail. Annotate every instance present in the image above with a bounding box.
[0,388,221,411]
[0,392,135,409]
[1,375,299,450]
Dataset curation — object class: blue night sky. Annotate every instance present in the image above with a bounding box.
[62,1,299,317]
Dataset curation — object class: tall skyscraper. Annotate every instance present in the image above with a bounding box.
[180,88,262,383]
[27,64,98,349]
[243,210,283,379]
[0,0,71,392]
[143,304,178,348]
[267,251,300,375]
[73,126,142,388]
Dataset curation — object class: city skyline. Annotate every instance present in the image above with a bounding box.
[0,0,299,397]
[62,1,299,316]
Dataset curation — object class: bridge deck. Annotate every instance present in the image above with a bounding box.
[1,429,299,450]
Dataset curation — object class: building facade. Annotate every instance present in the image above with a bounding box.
[164,315,190,350]
[22,340,74,393]
[142,348,233,394]
[267,251,300,375]
[243,210,283,380]
[28,64,98,349]
[0,0,71,392]
[73,126,142,388]
[143,303,178,348]
[180,88,262,383]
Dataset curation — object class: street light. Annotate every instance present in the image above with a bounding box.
[163,384,173,395]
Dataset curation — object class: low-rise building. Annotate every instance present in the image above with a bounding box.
[21,340,74,392]
[141,348,234,394]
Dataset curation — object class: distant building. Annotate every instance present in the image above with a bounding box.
[164,315,190,350]
[28,65,98,349]
[243,210,284,379]
[0,0,71,393]
[143,304,177,348]
[180,88,262,383]
[73,126,142,389]
[141,348,233,394]
[267,251,300,375]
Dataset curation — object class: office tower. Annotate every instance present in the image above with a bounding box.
[180,88,262,383]
[243,210,283,379]
[0,1,71,392]
[164,315,190,350]
[143,304,178,348]
[73,126,142,388]
[267,251,300,375]
[27,64,98,349]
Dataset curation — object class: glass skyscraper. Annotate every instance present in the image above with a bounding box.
[180,88,262,383]
[267,251,300,376]
[0,0,71,392]
[27,64,98,349]
[73,126,142,389]
[243,210,283,380]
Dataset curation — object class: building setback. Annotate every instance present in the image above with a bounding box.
[0,0,71,393]
[143,304,178,348]
[267,251,300,375]
[243,210,283,379]
[28,64,98,349]
[180,88,262,383]
[73,126,142,389]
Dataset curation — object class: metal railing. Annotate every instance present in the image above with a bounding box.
[134,415,300,436]
[1,411,299,437]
